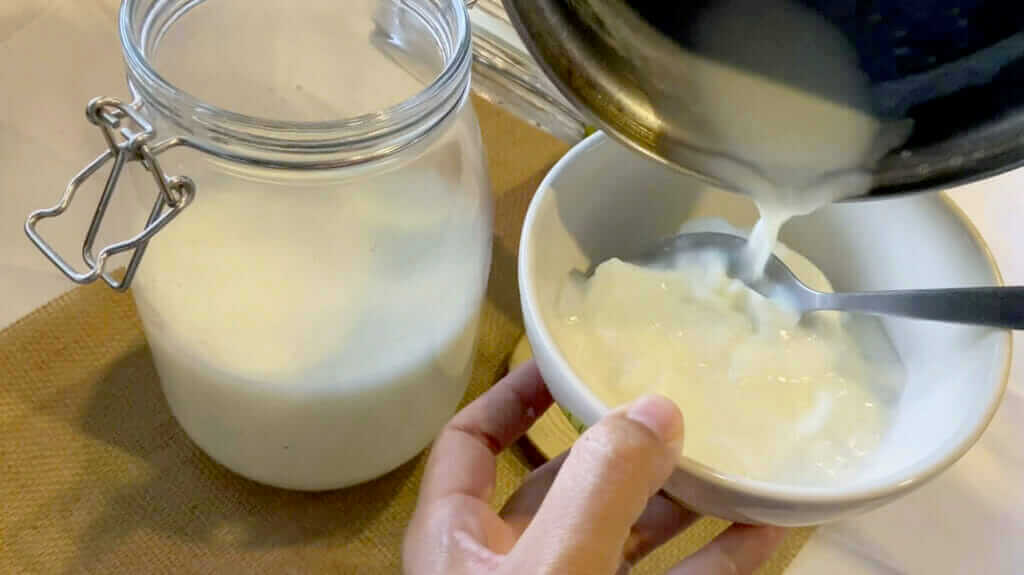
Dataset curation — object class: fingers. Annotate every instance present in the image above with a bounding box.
[501,453,699,564]
[667,524,787,575]
[419,360,553,505]
[509,395,684,573]
[402,492,511,574]
[621,493,700,565]
[499,452,568,533]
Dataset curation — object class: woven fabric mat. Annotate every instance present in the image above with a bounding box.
[0,97,810,574]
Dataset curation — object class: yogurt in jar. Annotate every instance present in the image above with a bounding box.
[131,150,490,490]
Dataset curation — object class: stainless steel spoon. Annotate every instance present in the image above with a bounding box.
[624,232,1024,330]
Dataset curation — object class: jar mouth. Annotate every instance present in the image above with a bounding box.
[120,0,472,169]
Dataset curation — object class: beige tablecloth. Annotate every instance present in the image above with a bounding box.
[0,98,810,574]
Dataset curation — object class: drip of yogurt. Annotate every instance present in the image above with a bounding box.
[642,0,912,277]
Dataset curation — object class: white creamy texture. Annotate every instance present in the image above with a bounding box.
[650,0,911,201]
[130,144,490,490]
[625,0,911,275]
[684,0,912,276]
[553,219,903,485]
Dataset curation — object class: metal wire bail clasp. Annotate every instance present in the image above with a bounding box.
[25,97,195,291]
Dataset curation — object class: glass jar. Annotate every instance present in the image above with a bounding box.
[26,0,492,490]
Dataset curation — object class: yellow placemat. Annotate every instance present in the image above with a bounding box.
[0,97,809,574]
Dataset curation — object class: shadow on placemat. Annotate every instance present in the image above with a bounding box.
[78,347,413,543]
[0,284,424,573]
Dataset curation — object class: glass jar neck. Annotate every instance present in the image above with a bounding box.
[119,0,472,169]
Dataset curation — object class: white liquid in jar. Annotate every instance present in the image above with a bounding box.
[131,154,490,490]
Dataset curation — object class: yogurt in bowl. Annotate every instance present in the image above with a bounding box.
[552,217,905,487]
[518,133,1011,526]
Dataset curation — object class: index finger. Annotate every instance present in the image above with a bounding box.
[419,360,554,504]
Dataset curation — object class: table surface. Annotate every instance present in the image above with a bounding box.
[3,2,1022,573]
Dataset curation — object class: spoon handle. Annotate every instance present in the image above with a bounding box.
[820,287,1024,329]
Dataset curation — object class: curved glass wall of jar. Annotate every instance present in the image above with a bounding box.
[117,0,492,490]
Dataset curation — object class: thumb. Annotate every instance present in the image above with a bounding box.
[509,395,684,573]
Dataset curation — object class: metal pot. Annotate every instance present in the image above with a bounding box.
[505,0,1024,198]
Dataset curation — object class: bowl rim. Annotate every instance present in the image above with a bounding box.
[518,131,1014,505]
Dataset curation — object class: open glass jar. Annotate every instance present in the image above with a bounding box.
[26,0,492,490]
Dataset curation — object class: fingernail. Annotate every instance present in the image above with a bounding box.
[626,395,684,446]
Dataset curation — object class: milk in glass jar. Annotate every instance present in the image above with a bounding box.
[26,0,491,490]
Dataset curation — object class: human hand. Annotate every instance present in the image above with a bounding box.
[403,361,786,574]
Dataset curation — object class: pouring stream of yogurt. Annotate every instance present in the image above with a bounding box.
[552,0,911,485]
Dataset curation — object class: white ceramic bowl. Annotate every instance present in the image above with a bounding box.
[519,133,1012,526]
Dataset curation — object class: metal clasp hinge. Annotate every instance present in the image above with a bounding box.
[25,97,195,291]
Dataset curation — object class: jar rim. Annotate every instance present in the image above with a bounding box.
[119,0,473,169]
